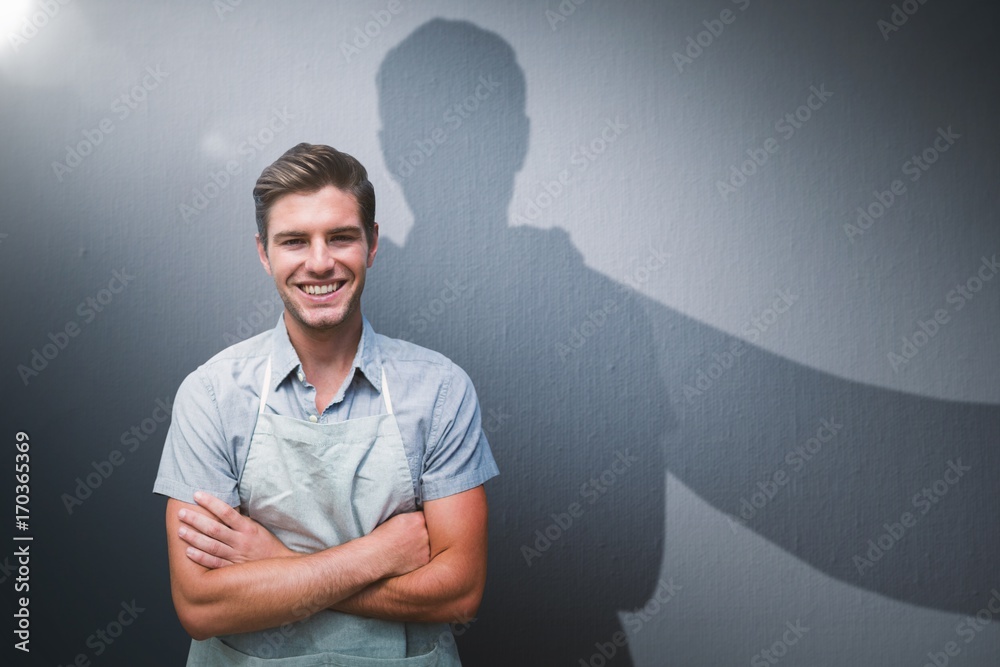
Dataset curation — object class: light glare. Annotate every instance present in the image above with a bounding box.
[0,0,33,43]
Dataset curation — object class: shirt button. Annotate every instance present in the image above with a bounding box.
[297,371,305,382]
[308,414,318,423]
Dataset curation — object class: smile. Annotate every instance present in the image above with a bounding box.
[299,281,345,296]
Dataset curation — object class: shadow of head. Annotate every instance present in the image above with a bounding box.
[377,19,529,222]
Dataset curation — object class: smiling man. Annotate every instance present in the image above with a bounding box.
[153,143,497,666]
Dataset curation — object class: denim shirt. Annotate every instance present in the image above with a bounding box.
[153,314,498,506]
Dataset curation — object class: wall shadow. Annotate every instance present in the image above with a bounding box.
[364,18,999,665]
[366,19,669,666]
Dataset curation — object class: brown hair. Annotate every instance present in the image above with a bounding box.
[253,143,375,249]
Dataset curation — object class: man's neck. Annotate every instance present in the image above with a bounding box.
[283,310,363,389]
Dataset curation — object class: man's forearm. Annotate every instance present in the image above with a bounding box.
[332,488,489,624]
[168,496,431,639]
[331,548,481,623]
[175,534,391,639]
[171,491,481,629]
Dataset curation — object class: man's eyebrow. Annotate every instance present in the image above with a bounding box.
[271,227,362,240]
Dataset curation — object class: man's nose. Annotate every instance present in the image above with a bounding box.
[305,241,336,273]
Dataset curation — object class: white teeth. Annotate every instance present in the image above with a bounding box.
[303,283,342,295]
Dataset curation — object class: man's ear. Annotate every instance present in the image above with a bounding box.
[367,222,379,268]
[256,234,272,276]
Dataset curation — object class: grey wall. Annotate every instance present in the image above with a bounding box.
[1,1,997,665]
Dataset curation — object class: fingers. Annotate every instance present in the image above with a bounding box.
[375,511,432,575]
[184,545,232,570]
[193,491,243,529]
[392,510,425,527]
[178,507,233,543]
[179,496,294,565]
[178,521,232,558]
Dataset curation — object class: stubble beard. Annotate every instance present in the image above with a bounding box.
[278,279,364,336]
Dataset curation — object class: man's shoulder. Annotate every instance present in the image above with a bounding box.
[196,328,270,371]
[182,329,272,392]
[374,331,475,391]
[375,331,451,369]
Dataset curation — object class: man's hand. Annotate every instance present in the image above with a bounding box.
[332,486,488,623]
[178,491,295,569]
[368,510,431,577]
[179,491,431,576]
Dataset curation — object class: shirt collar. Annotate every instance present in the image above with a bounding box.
[268,313,383,393]
[357,316,382,392]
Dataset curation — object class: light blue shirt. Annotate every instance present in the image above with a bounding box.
[153,314,498,506]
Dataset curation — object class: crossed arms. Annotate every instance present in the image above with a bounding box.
[165,486,487,640]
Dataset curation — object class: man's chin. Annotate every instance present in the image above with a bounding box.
[297,315,347,332]
[286,304,355,333]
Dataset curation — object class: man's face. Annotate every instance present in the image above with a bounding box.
[256,185,378,337]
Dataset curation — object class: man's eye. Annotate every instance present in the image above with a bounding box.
[283,239,305,245]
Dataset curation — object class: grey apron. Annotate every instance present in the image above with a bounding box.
[186,356,462,666]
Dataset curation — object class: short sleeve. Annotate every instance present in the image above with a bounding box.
[152,370,240,506]
[420,363,499,501]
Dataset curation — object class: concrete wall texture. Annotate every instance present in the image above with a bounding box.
[1,1,997,665]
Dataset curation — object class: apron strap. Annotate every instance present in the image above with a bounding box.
[380,366,394,415]
[258,356,273,416]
